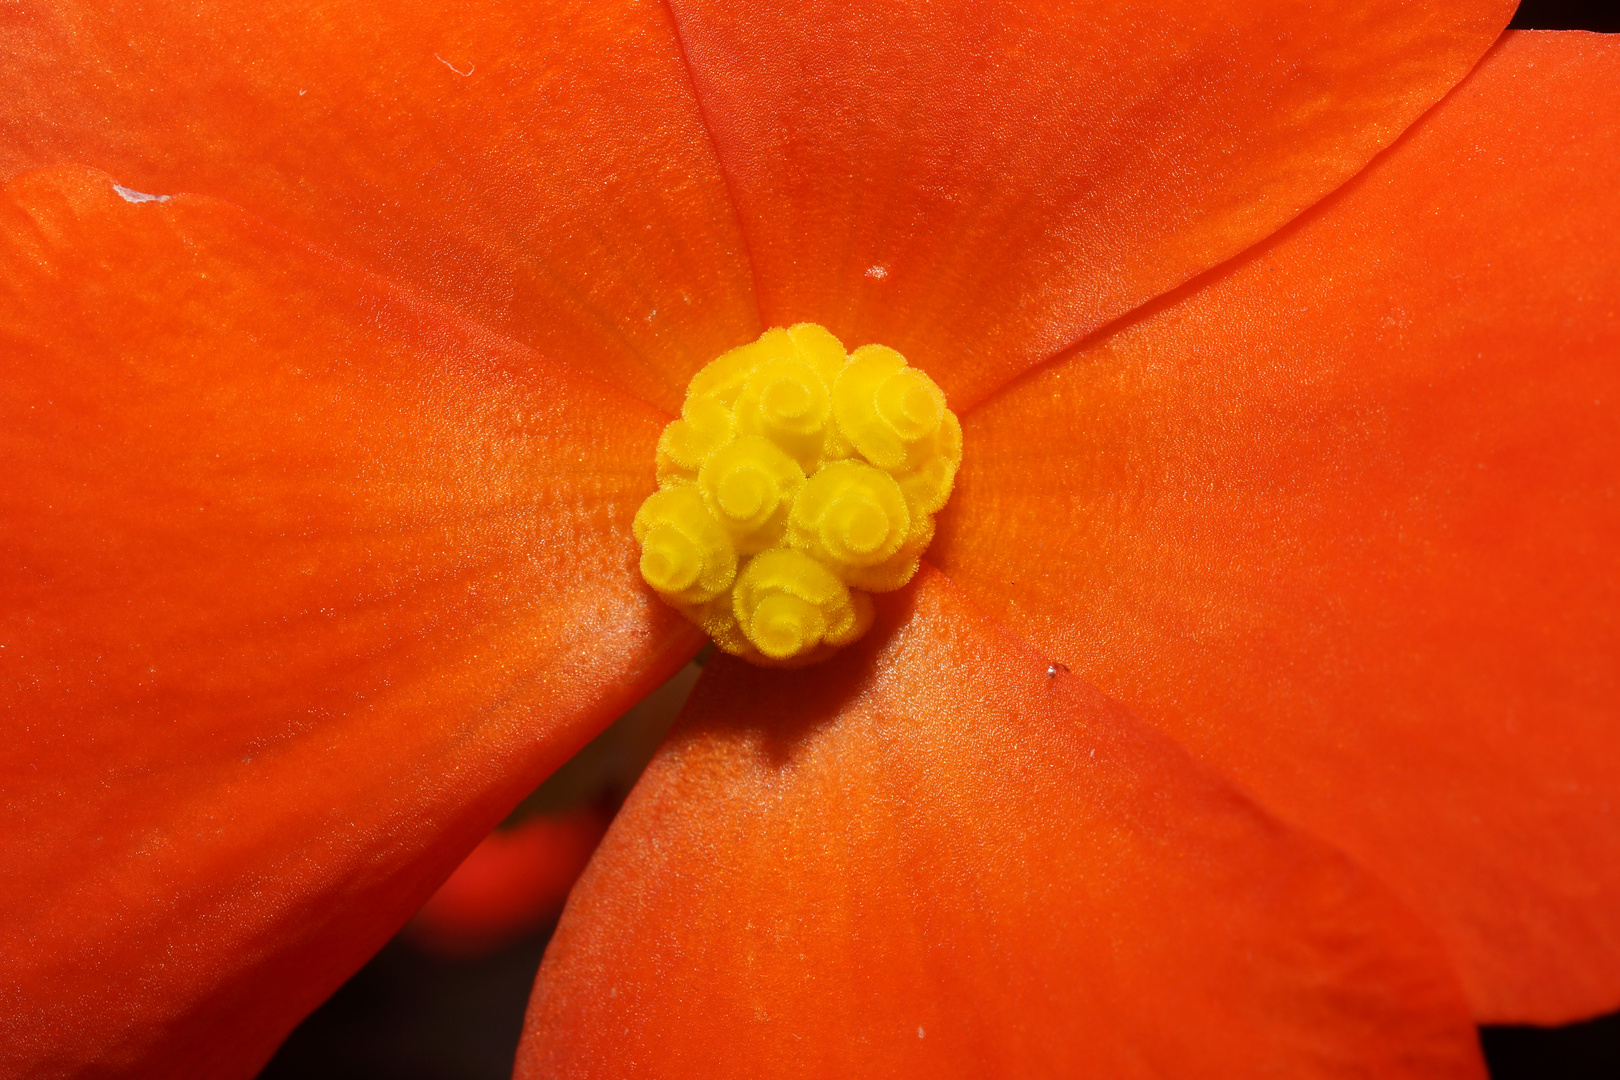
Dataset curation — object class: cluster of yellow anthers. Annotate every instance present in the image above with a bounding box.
[634,323,962,666]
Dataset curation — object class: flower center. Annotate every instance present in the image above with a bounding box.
[634,323,962,666]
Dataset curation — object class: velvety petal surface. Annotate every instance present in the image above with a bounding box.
[665,0,1513,409]
[0,167,701,1078]
[0,0,759,411]
[519,568,1484,1079]
[935,32,1620,1022]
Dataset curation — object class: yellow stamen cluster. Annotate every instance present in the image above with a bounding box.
[634,323,961,666]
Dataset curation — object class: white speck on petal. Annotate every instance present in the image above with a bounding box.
[866,265,888,279]
[918,1027,925,1039]
[435,53,474,76]
[113,183,169,204]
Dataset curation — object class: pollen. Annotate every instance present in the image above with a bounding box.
[634,324,962,666]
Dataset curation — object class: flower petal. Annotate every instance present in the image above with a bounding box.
[935,31,1620,1022]
[665,0,1514,409]
[519,568,1484,1079]
[405,809,610,961]
[0,0,759,411]
[0,166,702,1077]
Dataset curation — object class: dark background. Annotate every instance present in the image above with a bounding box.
[261,2,1620,1076]
[1509,0,1620,31]
[261,926,1620,1079]
[262,934,1620,1079]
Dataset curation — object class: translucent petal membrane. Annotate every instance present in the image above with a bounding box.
[0,0,759,411]
[665,0,1514,409]
[936,33,1620,1022]
[520,569,1484,1079]
[0,167,701,1077]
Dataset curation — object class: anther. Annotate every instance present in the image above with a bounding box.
[635,324,960,665]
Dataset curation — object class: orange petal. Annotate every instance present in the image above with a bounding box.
[405,809,610,961]
[519,568,1484,1079]
[0,166,702,1077]
[936,32,1620,1022]
[666,0,1513,409]
[0,0,759,411]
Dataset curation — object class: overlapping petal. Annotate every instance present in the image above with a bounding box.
[936,31,1620,1022]
[0,167,699,1077]
[521,568,1484,1078]
[406,809,611,960]
[0,0,760,411]
[666,0,1514,408]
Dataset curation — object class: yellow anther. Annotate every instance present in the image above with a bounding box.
[789,461,910,571]
[632,487,737,606]
[785,322,850,385]
[875,367,945,442]
[734,357,832,473]
[753,359,827,434]
[685,327,792,407]
[656,396,733,485]
[893,410,963,517]
[733,550,873,662]
[636,323,960,665]
[697,435,803,554]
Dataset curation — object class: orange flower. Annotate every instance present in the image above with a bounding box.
[2,1,1616,1076]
